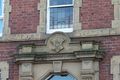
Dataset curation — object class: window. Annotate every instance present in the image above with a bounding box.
[45,73,77,80]
[47,0,74,33]
[0,0,4,36]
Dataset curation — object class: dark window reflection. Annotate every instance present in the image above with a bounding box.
[50,7,73,29]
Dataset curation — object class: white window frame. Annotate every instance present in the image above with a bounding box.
[47,0,74,34]
[0,0,4,36]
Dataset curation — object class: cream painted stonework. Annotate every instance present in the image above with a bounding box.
[15,32,104,80]
[20,63,33,80]
[82,61,93,70]
[112,0,120,28]
[19,46,33,54]
[0,61,9,80]
[111,56,120,80]
[81,61,99,80]
[23,61,99,80]
[3,0,11,35]
[33,62,81,80]
[53,61,62,72]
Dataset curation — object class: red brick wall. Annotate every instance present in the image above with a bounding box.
[0,43,19,80]
[100,36,120,80]
[81,0,114,29]
[9,0,114,34]
[10,0,39,34]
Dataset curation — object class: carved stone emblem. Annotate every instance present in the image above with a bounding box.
[50,37,65,53]
[47,32,70,53]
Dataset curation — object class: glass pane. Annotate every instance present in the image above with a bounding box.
[50,7,73,29]
[48,74,76,80]
[0,19,3,36]
[50,0,72,6]
[0,0,3,16]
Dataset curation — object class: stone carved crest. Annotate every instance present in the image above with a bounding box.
[50,37,65,53]
[47,32,70,53]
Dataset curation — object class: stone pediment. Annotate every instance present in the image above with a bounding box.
[15,32,104,62]
[34,32,81,54]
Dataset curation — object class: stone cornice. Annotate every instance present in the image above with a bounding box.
[14,50,104,63]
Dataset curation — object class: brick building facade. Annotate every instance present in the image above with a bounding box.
[0,0,120,80]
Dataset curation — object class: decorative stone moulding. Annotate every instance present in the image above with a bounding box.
[20,63,33,76]
[53,61,62,73]
[14,32,104,62]
[111,56,120,80]
[80,41,99,50]
[14,32,104,80]
[112,0,120,28]
[19,62,33,80]
[18,44,35,54]
[80,60,99,80]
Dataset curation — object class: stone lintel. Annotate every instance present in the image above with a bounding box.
[14,50,104,63]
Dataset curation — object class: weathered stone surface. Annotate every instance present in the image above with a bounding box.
[20,63,33,77]
[111,56,120,80]
[53,61,62,72]
[20,77,33,80]
[82,61,93,70]
[0,62,9,80]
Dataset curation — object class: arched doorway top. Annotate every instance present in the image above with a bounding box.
[44,72,77,80]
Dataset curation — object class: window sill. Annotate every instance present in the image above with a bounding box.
[46,28,73,34]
